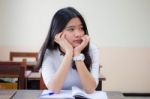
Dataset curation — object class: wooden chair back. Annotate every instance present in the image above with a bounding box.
[0,61,26,89]
[10,52,38,71]
[95,65,106,90]
[10,52,38,61]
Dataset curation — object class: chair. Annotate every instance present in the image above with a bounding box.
[96,65,106,90]
[9,52,39,89]
[10,52,38,71]
[0,61,26,89]
[96,74,106,90]
[10,52,38,61]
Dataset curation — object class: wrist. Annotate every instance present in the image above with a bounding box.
[74,51,81,56]
[66,51,73,57]
[73,53,85,61]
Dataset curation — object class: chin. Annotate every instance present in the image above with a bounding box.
[73,43,80,48]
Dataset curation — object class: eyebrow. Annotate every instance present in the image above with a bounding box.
[65,24,83,29]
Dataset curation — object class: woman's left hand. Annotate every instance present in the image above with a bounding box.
[74,35,90,56]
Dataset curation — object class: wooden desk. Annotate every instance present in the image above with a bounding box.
[10,90,124,99]
[0,90,17,99]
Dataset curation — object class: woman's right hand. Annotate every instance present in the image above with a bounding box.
[54,32,73,54]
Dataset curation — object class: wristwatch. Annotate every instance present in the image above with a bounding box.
[73,53,85,61]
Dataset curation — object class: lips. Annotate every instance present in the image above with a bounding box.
[73,40,82,43]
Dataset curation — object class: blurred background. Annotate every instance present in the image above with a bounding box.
[0,0,150,93]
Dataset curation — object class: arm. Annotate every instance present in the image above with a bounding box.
[46,51,73,93]
[74,36,99,93]
[75,61,97,93]
[46,33,73,93]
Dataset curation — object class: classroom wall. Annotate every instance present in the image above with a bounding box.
[0,0,150,92]
[101,48,150,92]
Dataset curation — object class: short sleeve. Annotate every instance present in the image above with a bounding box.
[89,43,100,86]
[41,49,55,86]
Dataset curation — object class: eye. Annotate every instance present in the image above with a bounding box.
[67,28,74,32]
[79,27,84,31]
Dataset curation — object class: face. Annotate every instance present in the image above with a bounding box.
[62,17,85,48]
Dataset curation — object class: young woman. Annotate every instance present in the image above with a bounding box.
[38,7,100,94]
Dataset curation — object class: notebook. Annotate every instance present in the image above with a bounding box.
[39,86,107,99]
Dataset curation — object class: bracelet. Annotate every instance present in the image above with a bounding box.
[73,53,85,61]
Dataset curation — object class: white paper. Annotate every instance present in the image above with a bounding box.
[86,91,108,99]
[72,86,90,98]
[39,86,107,99]
[39,90,73,99]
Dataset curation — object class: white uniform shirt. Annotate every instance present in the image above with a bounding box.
[41,43,100,90]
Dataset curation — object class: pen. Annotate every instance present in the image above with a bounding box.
[41,92,54,96]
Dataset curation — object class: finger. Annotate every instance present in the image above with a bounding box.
[61,33,65,39]
[81,35,87,42]
[57,32,63,38]
[81,35,89,47]
[84,35,90,42]
[54,35,59,42]
[85,35,90,43]
[55,33,62,41]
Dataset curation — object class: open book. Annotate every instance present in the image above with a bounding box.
[39,86,107,99]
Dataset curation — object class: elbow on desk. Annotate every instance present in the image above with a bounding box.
[85,88,95,94]
[47,87,60,94]
[47,84,61,94]
[84,84,97,94]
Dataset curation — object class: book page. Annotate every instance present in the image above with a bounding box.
[72,86,90,98]
[87,91,108,99]
[72,86,107,99]
[39,90,74,99]
[40,87,107,99]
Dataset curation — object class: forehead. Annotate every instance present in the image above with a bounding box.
[66,17,82,27]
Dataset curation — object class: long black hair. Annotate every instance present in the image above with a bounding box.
[37,7,92,71]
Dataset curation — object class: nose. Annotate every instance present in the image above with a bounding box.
[74,30,84,37]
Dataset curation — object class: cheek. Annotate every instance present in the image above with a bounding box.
[65,34,73,43]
